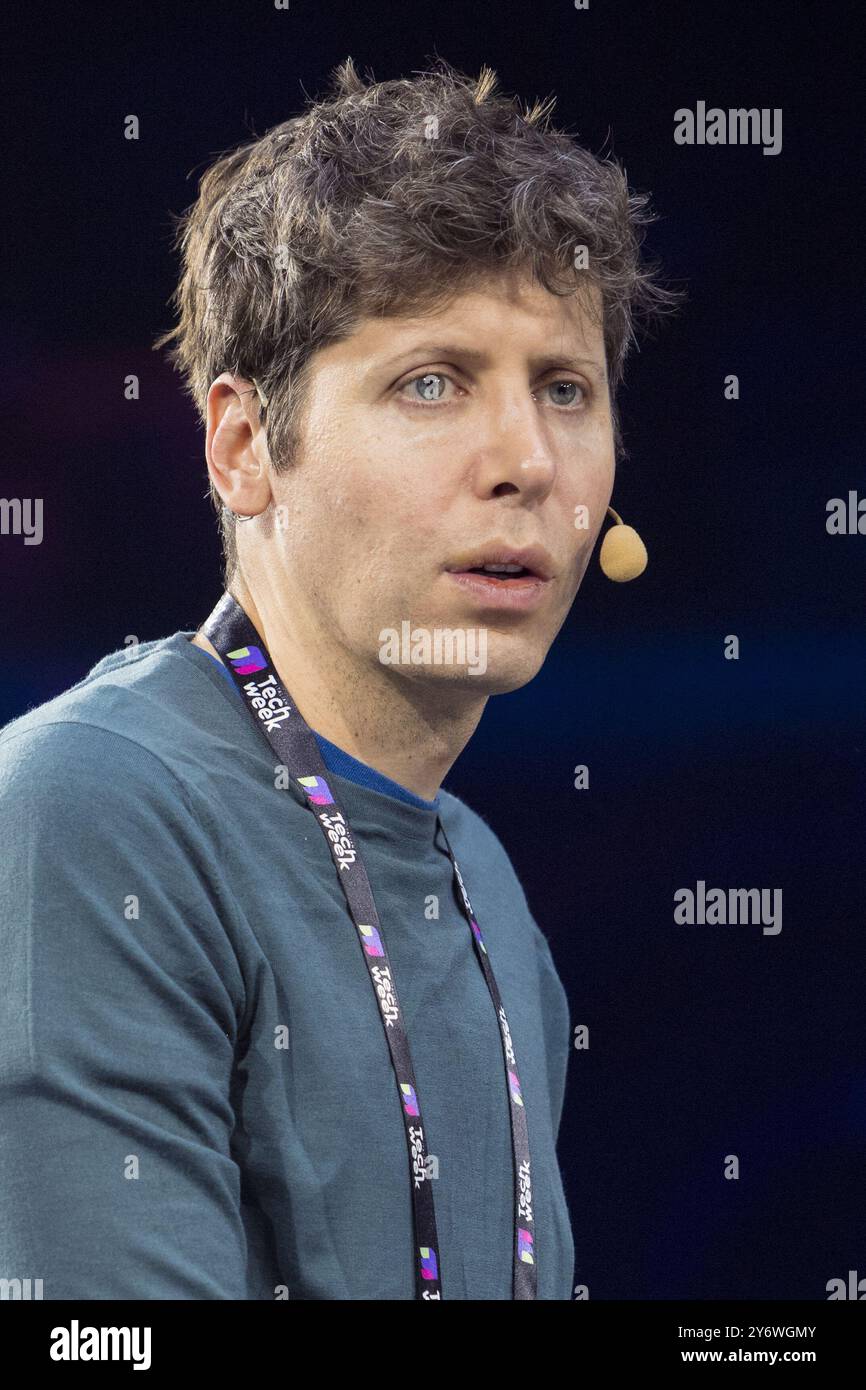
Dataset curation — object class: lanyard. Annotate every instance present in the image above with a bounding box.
[202,591,537,1300]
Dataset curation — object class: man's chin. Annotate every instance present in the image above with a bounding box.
[383,648,545,696]
[372,612,551,691]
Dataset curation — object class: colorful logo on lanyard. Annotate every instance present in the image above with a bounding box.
[469,917,488,955]
[203,594,538,1300]
[226,644,267,674]
[297,774,335,805]
[358,923,385,957]
[508,1069,524,1106]
[400,1082,420,1116]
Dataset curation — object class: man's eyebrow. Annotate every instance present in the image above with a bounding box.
[531,353,609,384]
[376,343,608,382]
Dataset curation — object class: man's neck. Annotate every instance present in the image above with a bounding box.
[192,581,486,801]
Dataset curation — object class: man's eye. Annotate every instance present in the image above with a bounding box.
[544,380,586,408]
[400,372,452,403]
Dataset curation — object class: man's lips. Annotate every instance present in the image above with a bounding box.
[443,568,552,611]
[444,544,554,581]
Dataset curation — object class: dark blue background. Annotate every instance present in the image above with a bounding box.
[3,0,863,1299]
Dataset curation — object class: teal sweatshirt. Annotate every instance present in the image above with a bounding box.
[0,631,575,1299]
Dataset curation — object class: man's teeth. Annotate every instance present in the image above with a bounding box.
[476,563,526,574]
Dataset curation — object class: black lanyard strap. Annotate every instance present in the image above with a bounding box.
[202,591,537,1299]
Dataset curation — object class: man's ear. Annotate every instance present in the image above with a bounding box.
[205,373,273,518]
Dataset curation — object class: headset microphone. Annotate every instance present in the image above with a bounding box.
[599,505,648,581]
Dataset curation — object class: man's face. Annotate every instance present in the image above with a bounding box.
[262,270,615,694]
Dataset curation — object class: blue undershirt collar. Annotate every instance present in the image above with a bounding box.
[200,646,440,811]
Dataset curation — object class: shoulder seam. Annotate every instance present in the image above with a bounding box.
[51,639,169,700]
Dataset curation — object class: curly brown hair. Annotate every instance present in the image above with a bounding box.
[155,56,682,581]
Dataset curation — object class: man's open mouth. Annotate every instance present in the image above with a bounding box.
[444,546,553,583]
[462,564,532,580]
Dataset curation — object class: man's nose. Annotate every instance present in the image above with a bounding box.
[470,397,557,501]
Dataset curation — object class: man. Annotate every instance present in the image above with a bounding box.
[0,58,675,1299]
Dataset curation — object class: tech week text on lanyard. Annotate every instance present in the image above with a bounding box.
[203,591,537,1300]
